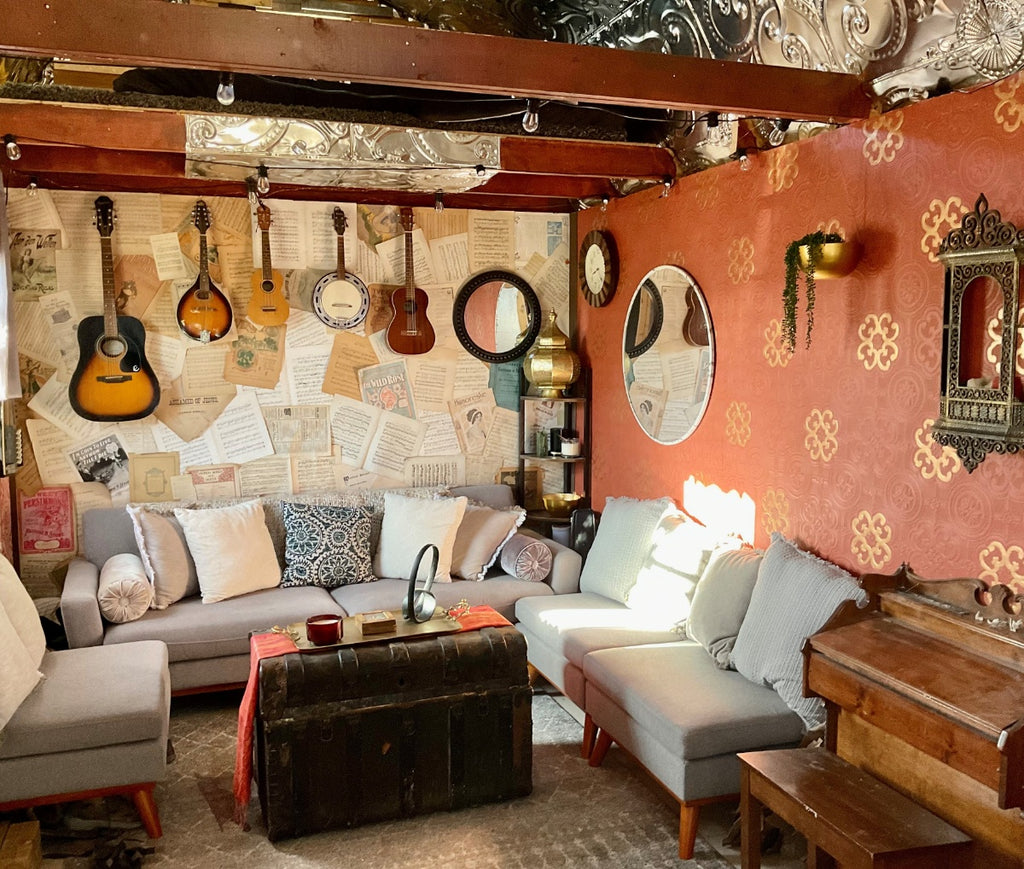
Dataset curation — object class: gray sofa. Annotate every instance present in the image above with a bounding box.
[60,484,581,693]
[515,498,866,859]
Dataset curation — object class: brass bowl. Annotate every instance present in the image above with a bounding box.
[543,493,582,518]
[798,241,862,279]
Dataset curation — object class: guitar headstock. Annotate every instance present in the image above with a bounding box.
[332,207,347,236]
[94,196,115,238]
[193,200,211,234]
[256,203,272,231]
[400,207,414,233]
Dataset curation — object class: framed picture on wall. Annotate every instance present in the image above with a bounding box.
[496,466,543,510]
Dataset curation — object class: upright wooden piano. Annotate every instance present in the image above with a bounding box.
[804,565,1024,868]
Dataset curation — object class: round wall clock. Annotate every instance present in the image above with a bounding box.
[579,229,618,307]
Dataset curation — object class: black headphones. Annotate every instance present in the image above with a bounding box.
[403,543,439,623]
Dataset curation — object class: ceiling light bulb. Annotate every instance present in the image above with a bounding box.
[522,100,539,134]
[216,73,235,106]
[739,154,751,171]
[256,164,271,195]
[767,118,791,147]
[434,190,444,213]
[4,135,21,161]
[26,178,38,196]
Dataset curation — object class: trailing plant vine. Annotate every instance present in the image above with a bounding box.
[783,231,842,352]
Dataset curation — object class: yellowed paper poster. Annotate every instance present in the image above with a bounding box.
[128,452,181,502]
[224,322,286,389]
[322,331,379,401]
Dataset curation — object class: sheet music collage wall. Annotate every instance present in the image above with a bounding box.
[7,189,572,596]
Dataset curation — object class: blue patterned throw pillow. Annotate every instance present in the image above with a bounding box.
[281,502,375,588]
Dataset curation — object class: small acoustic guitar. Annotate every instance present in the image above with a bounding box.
[682,285,710,347]
[68,196,160,422]
[246,203,289,326]
[177,200,233,343]
[386,207,435,355]
[311,207,370,330]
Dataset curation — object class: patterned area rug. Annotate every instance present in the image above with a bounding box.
[19,692,735,868]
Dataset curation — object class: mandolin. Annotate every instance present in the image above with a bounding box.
[177,200,233,343]
[311,207,370,330]
[386,207,435,355]
[68,196,160,422]
[246,203,289,326]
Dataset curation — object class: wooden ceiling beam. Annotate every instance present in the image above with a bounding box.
[1,0,872,124]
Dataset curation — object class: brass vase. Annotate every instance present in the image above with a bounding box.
[522,310,581,397]
[798,240,862,278]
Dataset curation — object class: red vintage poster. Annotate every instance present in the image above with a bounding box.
[18,485,75,554]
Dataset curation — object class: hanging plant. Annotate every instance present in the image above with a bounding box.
[782,231,843,352]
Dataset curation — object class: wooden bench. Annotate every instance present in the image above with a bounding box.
[739,748,972,869]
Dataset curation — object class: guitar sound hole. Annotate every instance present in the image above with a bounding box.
[99,336,127,358]
[262,280,275,293]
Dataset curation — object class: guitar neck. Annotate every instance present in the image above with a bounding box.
[337,231,347,276]
[100,235,118,337]
[404,227,415,299]
[261,229,273,281]
[198,233,211,293]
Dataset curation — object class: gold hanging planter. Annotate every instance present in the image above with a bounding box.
[522,310,581,397]
[798,240,862,279]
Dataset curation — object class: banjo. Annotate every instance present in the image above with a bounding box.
[311,207,370,330]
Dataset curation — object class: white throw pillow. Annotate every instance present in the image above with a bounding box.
[127,505,199,608]
[579,496,675,604]
[374,493,468,583]
[450,504,525,581]
[0,599,43,732]
[174,500,281,604]
[686,547,763,667]
[98,553,154,623]
[0,554,46,668]
[730,533,867,729]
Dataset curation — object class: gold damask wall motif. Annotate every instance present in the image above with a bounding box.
[725,401,751,446]
[767,147,798,193]
[851,509,893,569]
[862,111,905,166]
[804,408,839,461]
[760,488,790,536]
[979,540,1024,592]
[762,319,792,368]
[994,72,1024,132]
[920,196,969,262]
[857,313,901,371]
[727,237,755,285]
[914,418,963,481]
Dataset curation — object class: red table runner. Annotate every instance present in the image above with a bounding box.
[232,606,512,826]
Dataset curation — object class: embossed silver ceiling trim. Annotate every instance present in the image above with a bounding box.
[184,114,501,192]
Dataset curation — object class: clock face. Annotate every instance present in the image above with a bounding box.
[579,230,617,307]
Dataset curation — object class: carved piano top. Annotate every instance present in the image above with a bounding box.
[804,564,1024,813]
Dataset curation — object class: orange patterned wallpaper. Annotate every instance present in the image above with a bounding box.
[578,74,1024,591]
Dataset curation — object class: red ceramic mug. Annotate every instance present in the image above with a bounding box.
[306,613,342,646]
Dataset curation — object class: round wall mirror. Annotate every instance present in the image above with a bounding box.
[453,270,542,364]
[623,265,715,444]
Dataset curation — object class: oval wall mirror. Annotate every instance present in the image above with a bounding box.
[453,270,542,364]
[623,265,715,444]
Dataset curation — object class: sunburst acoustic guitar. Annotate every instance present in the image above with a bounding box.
[386,207,435,355]
[177,199,233,343]
[246,202,289,326]
[311,207,370,330]
[68,196,160,422]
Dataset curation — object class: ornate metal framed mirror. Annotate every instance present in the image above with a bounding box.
[932,194,1024,472]
[453,270,542,364]
[623,265,715,444]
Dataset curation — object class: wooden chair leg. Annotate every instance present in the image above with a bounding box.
[679,803,701,860]
[581,713,597,759]
[740,766,761,869]
[131,785,162,839]
[588,729,613,767]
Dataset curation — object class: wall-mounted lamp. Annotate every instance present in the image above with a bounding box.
[216,72,235,107]
[4,135,21,161]
[522,99,540,134]
[256,164,271,196]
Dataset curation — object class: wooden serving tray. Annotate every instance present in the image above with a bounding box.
[285,612,460,651]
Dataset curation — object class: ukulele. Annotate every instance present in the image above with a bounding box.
[68,196,160,422]
[386,207,435,355]
[311,207,370,330]
[177,200,233,343]
[246,203,288,326]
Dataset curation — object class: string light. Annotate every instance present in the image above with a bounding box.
[600,195,609,212]
[4,135,21,161]
[660,176,673,198]
[434,190,444,213]
[216,72,235,106]
[521,99,539,134]
[768,118,791,146]
[256,164,271,195]
[26,177,38,196]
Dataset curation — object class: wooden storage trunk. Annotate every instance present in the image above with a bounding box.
[255,625,532,840]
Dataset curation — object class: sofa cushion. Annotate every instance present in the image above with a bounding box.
[686,547,763,667]
[583,642,805,761]
[730,533,866,730]
[500,532,552,582]
[280,502,375,588]
[103,586,340,662]
[0,554,46,667]
[97,553,153,623]
[374,492,467,583]
[579,497,675,604]
[0,600,42,732]
[175,500,281,603]
[0,641,168,759]
[515,593,680,667]
[450,503,524,581]
[126,506,199,609]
